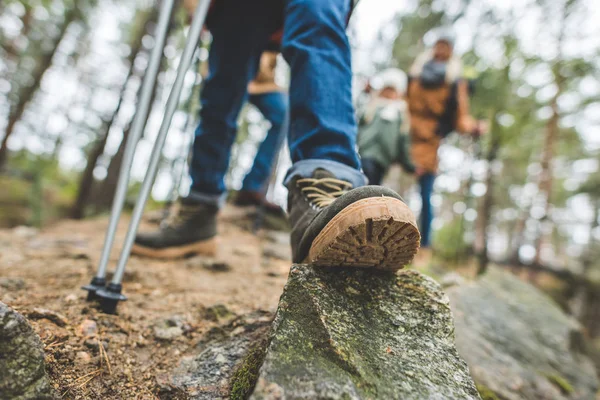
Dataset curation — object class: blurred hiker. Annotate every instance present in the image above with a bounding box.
[232,51,288,215]
[133,0,420,269]
[407,31,486,256]
[357,68,415,185]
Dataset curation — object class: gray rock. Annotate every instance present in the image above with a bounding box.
[248,265,480,400]
[0,277,26,291]
[0,302,53,400]
[448,268,599,400]
[153,315,190,341]
[261,242,291,261]
[170,311,273,399]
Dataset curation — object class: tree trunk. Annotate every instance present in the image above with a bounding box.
[0,10,77,169]
[476,111,501,275]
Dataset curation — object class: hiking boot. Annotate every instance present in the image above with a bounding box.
[132,198,218,259]
[287,169,420,270]
[233,190,285,217]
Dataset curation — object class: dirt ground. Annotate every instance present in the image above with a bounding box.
[0,206,291,399]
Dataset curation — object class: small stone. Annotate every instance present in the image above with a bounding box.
[84,339,108,351]
[153,315,189,341]
[214,353,227,364]
[75,351,92,365]
[203,304,235,323]
[77,319,97,338]
[440,272,465,288]
[186,257,232,272]
[264,231,290,245]
[64,294,78,303]
[0,277,26,291]
[28,308,69,327]
[12,226,38,238]
[262,242,291,261]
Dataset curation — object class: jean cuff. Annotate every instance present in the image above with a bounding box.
[283,159,367,188]
[187,190,228,208]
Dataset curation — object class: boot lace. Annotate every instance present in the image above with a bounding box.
[297,177,353,209]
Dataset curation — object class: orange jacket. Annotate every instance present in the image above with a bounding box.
[407,79,475,172]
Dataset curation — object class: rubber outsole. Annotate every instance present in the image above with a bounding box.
[306,197,420,271]
[131,237,217,259]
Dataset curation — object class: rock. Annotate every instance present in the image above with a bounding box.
[0,277,26,291]
[12,226,38,239]
[27,308,69,327]
[75,351,92,365]
[153,315,190,341]
[170,311,273,399]
[246,265,480,400]
[84,339,109,352]
[186,257,232,272]
[64,293,78,303]
[448,268,599,400]
[264,231,290,245]
[440,272,465,288]
[203,304,235,323]
[261,242,291,261]
[77,319,98,338]
[0,302,53,399]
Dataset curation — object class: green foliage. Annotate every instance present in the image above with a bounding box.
[433,216,471,264]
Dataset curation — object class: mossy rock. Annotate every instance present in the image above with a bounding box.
[448,267,599,400]
[247,265,480,399]
[0,302,54,399]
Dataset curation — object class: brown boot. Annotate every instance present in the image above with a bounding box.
[286,169,421,270]
[233,190,285,216]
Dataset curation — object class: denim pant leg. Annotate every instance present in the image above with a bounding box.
[281,0,365,188]
[241,91,288,192]
[419,173,436,247]
[188,0,282,205]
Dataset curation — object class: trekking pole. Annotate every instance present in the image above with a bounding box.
[252,108,290,232]
[94,0,211,314]
[82,0,175,301]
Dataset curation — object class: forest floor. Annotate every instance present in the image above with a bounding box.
[0,206,292,399]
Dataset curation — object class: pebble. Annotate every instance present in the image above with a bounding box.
[77,319,98,338]
[0,277,26,291]
[64,294,78,303]
[75,351,92,365]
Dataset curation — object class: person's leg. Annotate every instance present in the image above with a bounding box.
[133,0,282,258]
[280,0,420,269]
[282,0,362,178]
[361,158,386,186]
[241,91,288,193]
[188,1,283,205]
[418,173,435,247]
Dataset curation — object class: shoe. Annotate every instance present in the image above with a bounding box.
[131,198,218,259]
[287,169,420,270]
[233,190,285,216]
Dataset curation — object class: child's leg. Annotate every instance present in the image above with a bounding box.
[241,91,288,192]
[188,0,283,205]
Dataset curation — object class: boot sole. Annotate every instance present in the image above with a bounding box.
[306,197,420,270]
[131,238,217,259]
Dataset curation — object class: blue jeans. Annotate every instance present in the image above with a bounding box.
[188,0,365,206]
[241,91,288,192]
[419,173,435,247]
